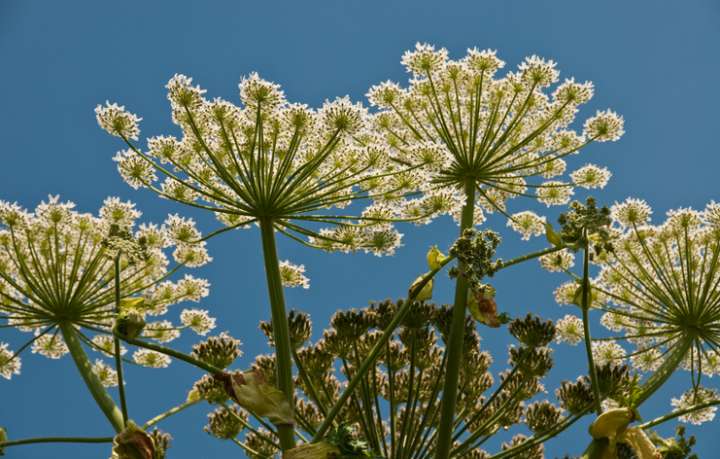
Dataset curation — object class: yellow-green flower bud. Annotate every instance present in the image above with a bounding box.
[409,275,433,301]
[284,441,340,459]
[544,222,564,247]
[0,426,7,455]
[119,297,146,313]
[113,310,146,340]
[426,245,448,270]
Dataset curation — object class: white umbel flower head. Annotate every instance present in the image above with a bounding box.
[95,102,142,140]
[570,164,611,189]
[671,387,720,425]
[555,315,584,345]
[278,260,310,289]
[0,343,21,379]
[133,349,171,368]
[0,196,212,376]
[539,249,575,272]
[180,309,217,335]
[367,46,622,232]
[92,359,119,387]
[507,211,546,240]
[590,201,720,381]
[99,73,408,256]
[591,341,626,366]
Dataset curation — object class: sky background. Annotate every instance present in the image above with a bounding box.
[1,1,720,457]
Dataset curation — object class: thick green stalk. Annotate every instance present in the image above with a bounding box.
[258,218,295,451]
[580,239,603,414]
[59,322,125,433]
[435,180,476,459]
[114,255,129,426]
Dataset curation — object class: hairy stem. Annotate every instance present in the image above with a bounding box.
[143,398,201,429]
[259,218,295,451]
[435,179,476,459]
[60,322,125,433]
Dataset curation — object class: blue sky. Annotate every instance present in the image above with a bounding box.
[1,1,719,457]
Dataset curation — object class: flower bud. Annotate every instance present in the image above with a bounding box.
[0,426,6,455]
[589,408,636,440]
[113,310,146,340]
[112,423,155,459]
[215,370,294,426]
[426,245,448,270]
[409,275,433,301]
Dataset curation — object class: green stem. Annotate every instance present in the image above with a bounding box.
[0,436,113,449]
[580,240,603,414]
[640,399,720,429]
[59,322,125,433]
[119,335,222,374]
[312,255,456,442]
[435,179,476,459]
[114,255,129,426]
[259,218,295,451]
[143,398,200,429]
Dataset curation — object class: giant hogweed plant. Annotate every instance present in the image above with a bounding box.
[0,44,717,459]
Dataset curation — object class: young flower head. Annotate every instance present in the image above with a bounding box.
[367,44,623,228]
[98,73,414,255]
[0,196,211,377]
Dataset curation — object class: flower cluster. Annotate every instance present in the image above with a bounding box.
[367,44,623,228]
[0,196,213,377]
[97,72,410,255]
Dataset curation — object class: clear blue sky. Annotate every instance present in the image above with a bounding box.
[1,1,719,457]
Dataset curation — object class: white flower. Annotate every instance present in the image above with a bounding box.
[92,335,127,357]
[180,309,216,335]
[143,321,180,343]
[671,387,720,425]
[507,211,546,240]
[0,343,21,379]
[630,347,662,372]
[133,349,171,368]
[278,260,310,289]
[591,341,626,366]
[92,360,118,387]
[113,149,157,189]
[537,181,574,207]
[555,315,584,345]
[31,335,69,359]
[401,42,448,75]
[583,110,625,142]
[570,164,611,189]
[95,101,142,140]
[610,198,652,228]
[539,249,575,272]
[239,72,285,108]
[100,197,142,230]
